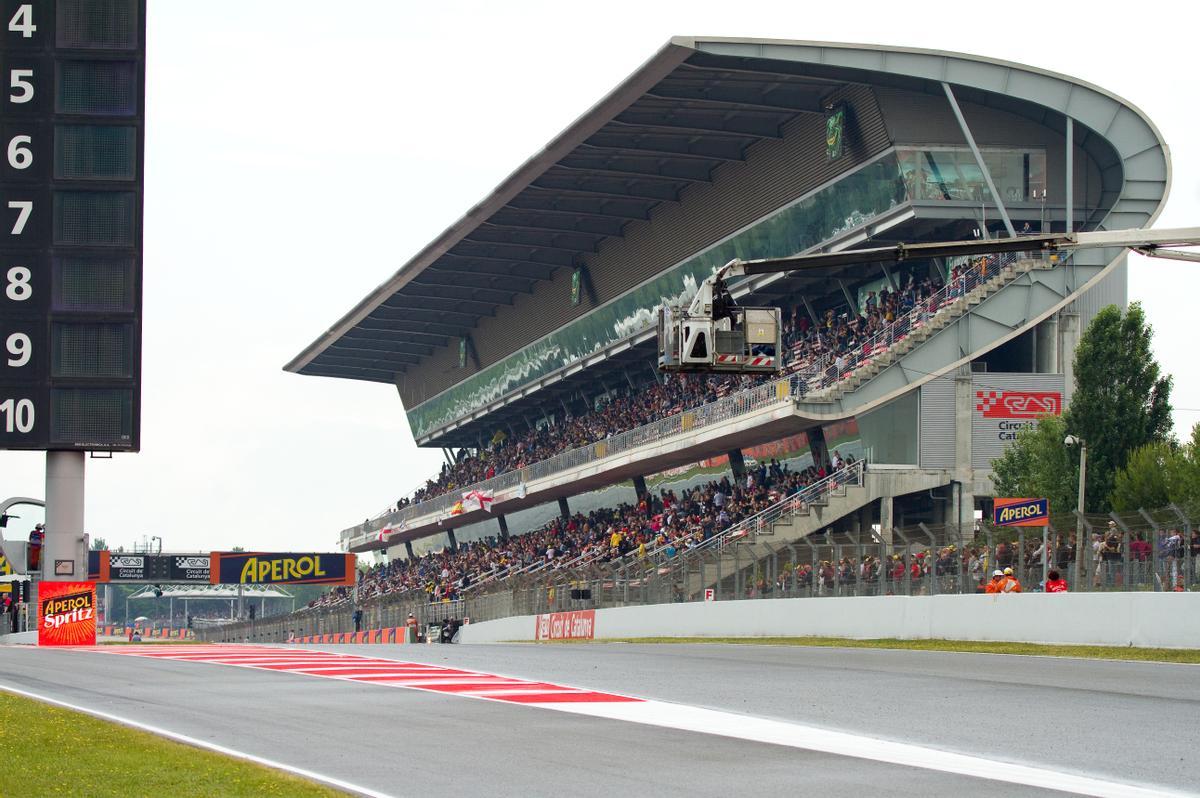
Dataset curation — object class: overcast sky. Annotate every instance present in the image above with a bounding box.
[1,0,1196,554]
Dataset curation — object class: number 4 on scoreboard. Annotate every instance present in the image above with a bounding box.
[7,5,36,38]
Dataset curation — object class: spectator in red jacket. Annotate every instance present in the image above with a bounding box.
[1045,570,1068,593]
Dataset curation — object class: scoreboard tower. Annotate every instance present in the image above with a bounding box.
[0,0,144,581]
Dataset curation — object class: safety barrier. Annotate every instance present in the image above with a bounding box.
[458,592,1200,649]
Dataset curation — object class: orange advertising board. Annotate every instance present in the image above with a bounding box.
[38,581,97,646]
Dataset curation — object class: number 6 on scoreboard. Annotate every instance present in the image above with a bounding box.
[6,200,31,234]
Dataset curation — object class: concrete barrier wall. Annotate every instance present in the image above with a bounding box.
[458,593,1200,649]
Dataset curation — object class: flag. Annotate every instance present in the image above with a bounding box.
[449,500,464,516]
[462,489,495,513]
[376,519,406,543]
[516,482,527,499]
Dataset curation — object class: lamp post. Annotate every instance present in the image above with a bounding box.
[1065,435,1087,589]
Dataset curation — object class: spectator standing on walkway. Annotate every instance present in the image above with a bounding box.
[28,523,43,572]
[1100,523,1122,587]
[353,607,363,633]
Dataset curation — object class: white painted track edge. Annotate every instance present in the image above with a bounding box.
[0,683,400,798]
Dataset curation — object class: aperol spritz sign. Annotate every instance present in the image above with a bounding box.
[38,581,97,646]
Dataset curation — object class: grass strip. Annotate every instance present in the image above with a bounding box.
[0,691,346,797]
[573,636,1200,663]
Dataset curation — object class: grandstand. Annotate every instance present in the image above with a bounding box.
[284,38,1169,605]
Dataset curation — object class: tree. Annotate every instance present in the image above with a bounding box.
[1112,423,1200,514]
[1173,424,1200,516]
[90,537,107,551]
[1109,442,1176,511]
[1066,303,1173,511]
[991,414,1077,518]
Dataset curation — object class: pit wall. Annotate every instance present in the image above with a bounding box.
[457,593,1200,649]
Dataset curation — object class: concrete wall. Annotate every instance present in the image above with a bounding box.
[459,593,1200,649]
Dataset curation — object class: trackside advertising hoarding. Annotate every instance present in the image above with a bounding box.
[38,581,97,646]
[993,498,1050,527]
[535,610,595,641]
[210,552,355,585]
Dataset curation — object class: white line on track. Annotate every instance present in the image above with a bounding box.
[0,683,400,798]
[547,700,1188,798]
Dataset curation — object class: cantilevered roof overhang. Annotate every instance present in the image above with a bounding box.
[285,36,1169,394]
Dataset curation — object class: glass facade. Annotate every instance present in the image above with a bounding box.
[897,146,1046,204]
[406,155,908,440]
[405,145,1047,441]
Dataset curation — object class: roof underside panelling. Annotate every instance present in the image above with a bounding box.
[298,54,850,387]
[290,37,1169,439]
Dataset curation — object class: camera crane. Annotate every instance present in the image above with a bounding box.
[658,227,1200,374]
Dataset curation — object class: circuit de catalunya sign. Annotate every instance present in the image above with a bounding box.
[535,610,595,641]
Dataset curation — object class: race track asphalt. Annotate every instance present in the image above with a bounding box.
[1,641,1196,797]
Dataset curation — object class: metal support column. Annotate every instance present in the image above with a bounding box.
[44,451,86,582]
[942,82,1016,237]
[446,530,458,553]
[1065,116,1074,234]
[726,450,747,481]
[837,279,857,311]
[558,497,570,522]
[631,475,648,500]
[880,263,898,291]
[497,514,509,541]
[801,295,820,327]
[807,427,830,472]
[404,540,415,560]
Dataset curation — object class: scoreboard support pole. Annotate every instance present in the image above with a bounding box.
[43,451,86,583]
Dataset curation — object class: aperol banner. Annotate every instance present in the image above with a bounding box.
[993,498,1050,527]
[210,552,355,585]
[38,581,97,646]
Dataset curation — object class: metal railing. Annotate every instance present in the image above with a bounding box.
[640,459,867,567]
[346,253,1046,546]
[794,250,1033,394]
[348,373,804,543]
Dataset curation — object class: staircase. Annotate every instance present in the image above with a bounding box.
[808,256,1052,402]
[662,463,953,599]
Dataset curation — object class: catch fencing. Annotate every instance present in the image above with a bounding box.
[201,501,1198,644]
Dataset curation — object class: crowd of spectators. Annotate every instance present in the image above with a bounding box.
[312,454,855,609]
[387,259,984,516]
[746,525,1200,598]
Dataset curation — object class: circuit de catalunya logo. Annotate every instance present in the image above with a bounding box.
[975,390,1061,419]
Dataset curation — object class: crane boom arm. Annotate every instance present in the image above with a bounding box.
[691,226,1200,318]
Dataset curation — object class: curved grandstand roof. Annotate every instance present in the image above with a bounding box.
[285,36,1169,385]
